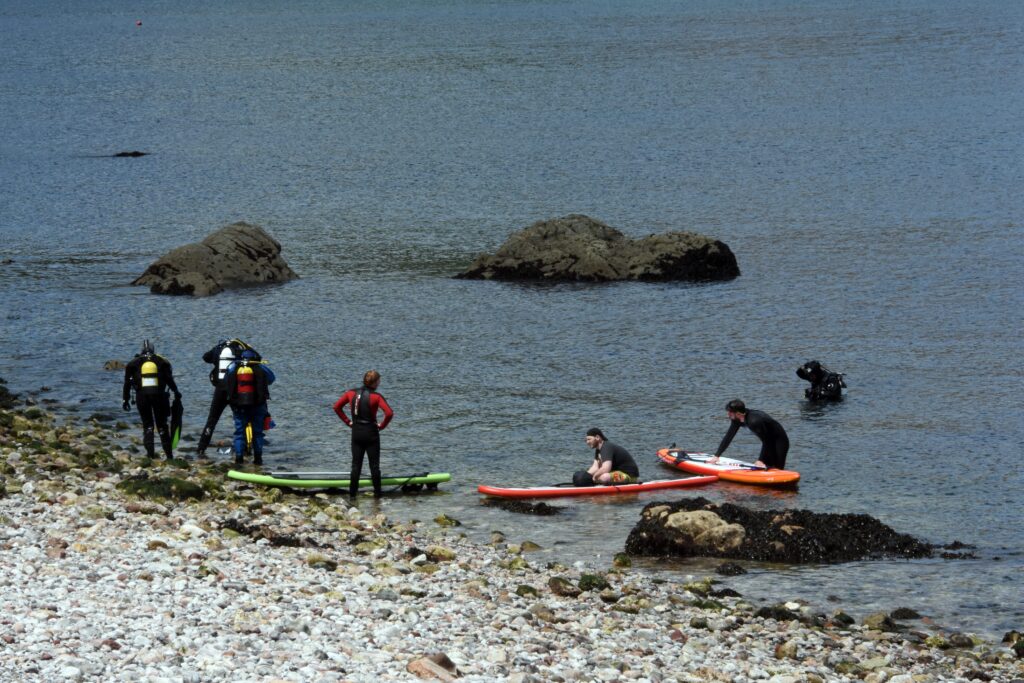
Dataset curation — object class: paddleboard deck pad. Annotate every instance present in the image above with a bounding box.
[478,475,717,499]
[657,448,800,486]
[228,470,450,490]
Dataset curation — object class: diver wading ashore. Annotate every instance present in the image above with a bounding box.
[196,338,261,458]
[121,340,180,459]
[222,350,275,465]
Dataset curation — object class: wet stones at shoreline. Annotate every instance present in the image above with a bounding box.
[455,214,740,282]
[625,497,936,563]
[131,221,299,296]
[1,385,1022,681]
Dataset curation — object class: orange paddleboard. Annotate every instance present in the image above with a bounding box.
[657,448,800,487]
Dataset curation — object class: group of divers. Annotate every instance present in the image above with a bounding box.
[122,339,847,498]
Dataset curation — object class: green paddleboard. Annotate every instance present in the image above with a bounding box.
[227,470,450,490]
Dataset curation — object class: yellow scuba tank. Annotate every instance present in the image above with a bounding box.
[140,359,161,394]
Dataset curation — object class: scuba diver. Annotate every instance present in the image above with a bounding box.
[796,360,846,401]
[223,350,275,465]
[196,339,261,458]
[122,340,180,459]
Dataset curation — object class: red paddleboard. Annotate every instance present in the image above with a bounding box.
[657,448,800,487]
[478,475,718,499]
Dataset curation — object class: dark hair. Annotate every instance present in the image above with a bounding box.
[363,370,381,388]
[585,427,606,439]
[725,399,746,414]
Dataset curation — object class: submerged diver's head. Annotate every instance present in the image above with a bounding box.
[796,360,824,383]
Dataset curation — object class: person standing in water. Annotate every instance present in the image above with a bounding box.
[122,340,180,459]
[708,399,790,469]
[196,339,260,458]
[223,350,275,465]
[333,371,394,498]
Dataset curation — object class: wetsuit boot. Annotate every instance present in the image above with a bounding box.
[234,451,244,465]
[143,427,156,459]
[158,427,173,460]
[196,426,214,458]
[253,449,263,466]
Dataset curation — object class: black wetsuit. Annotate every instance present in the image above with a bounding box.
[122,354,179,459]
[715,409,790,469]
[197,341,260,455]
[350,389,382,498]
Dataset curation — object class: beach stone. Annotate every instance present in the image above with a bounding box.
[455,214,739,282]
[426,545,456,562]
[775,640,799,660]
[578,573,610,592]
[406,655,458,681]
[864,613,900,632]
[549,577,582,598]
[715,561,746,576]
[131,222,298,296]
[890,607,921,620]
[434,514,461,527]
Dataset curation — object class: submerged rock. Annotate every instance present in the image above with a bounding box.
[455,214,739,282]
[625,497,934,563]
[481,497,563,515]
[0,378,16,410]
[131,222,298,296]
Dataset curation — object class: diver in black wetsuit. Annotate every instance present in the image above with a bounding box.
[122,340,180,459]
[708,399,790,469]
[196,339,260,458]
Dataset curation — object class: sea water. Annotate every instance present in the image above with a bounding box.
[1,0,1021,638]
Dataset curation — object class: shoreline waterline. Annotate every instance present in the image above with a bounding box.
[1,383,1020,681]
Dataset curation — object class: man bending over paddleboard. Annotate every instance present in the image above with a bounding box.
[708,399,790,469]
[584,428,640,484]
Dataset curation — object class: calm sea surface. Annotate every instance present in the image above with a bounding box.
[1,0,1021,638]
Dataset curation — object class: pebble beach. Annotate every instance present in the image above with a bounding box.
[1,395,1021,683]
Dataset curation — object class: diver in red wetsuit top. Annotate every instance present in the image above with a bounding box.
[333,370,394,498]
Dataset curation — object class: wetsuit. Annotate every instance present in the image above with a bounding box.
[715,409,790,469]
[596,441,640,483]
[223,360,274,464]
[122,354,179,459]
[333,387,394,497]
[197,340,261,456]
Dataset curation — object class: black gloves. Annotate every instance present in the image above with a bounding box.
[173,391,182,400]
[122,400,131,412]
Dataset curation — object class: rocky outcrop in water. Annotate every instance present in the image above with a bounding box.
[131,222,299,296]
[456,214,739,282]
[625,498,935,563]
